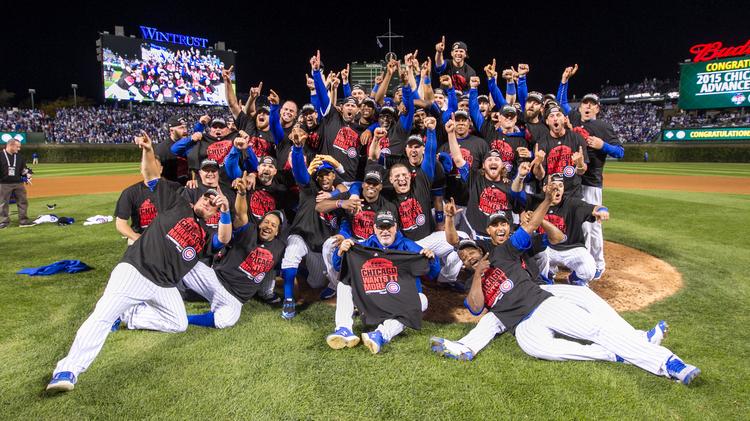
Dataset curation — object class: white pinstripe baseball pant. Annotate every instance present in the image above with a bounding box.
[544,246,597,282]
[582,185,605,270]
[180,261,243,329]
[334,282,428,342]
[515,296,673,376]
[280,234,327,288]
[53,263,187,377]
[321,236,341,287]
[456,285,649,356]
[416,231,462,283]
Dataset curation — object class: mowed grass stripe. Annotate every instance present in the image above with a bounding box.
[605,162,750,177]
[31,163,138,177]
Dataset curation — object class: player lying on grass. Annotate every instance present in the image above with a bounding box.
[431,181,700,385]
[46,132,233,393]
[327,210,439,354]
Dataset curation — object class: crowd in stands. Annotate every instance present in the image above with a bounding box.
[599,103,663,142]
[599,78,677,97]
[665,109,750,129]
[0,108,52,134]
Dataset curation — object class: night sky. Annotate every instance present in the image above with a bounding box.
[2,1,747,105]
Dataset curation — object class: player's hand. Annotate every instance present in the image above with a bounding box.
[474,253,490,274]
[469,76,480,89]
[245,172,257,190]
[517,63,529,76]
[517,161,531,178]
[134,131,153,151]
[593,206,610,221]
[444,197,464,218]
[561,64,578,83]
[374,72,384,85]
[520,210,533,226]
[338,239,355,256]
[439,75,452,89]
[234,132,249,150]
[359,129,373,146]
[310,50,321,71]
[290,127,307,147]
[572,146,585,167]
[501,68,514,81]
[330,234,345,248]
[421,57,432,77]
[341,64,350,83]
[586,135,604,150]
[516,147,531,159]
[420,248,435,260]
[321,155,342,169]
[374,127,387,140]
[544,178,561,200]
[484,59,497,79]
[445,115,456,134]
[249,81,263,99]
[232,171,248,194]
[386,58,399,76]
[186,179,198,189]
[199,115,211,126]
[212,194,230,213]
[268,89,280,105]
[341,198,363,213]
[305,74,315,91]
[424,116,437,130]
[435,35,445,53]
[533,143,545,163]
[221,65,234,83]
[316,191,332,203]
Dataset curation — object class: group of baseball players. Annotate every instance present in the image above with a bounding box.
[46,41,700,393]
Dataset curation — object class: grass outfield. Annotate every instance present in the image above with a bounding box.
[29,163,139,177]
[1,166,748,418]
[605,161,750,177]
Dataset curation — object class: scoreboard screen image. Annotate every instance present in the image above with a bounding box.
[679,55,750,110]
[101,34,236,106]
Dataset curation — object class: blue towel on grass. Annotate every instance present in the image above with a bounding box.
[17,260,91,276]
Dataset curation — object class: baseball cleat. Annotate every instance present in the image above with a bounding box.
[319,287,337,300]
[567,272,589,287]
[646,320,669,345]
[361,331,385,354]
[260,292,282,306]
[19,221,35,228]
[430,337,474,361]
[111,318,122,332]
[281,298,296,319]
[326,327,360,349]
[666,356,701,385]
[593,268,605,280]
[46,371,76,393]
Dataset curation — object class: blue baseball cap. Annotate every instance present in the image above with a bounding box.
[316,162,335,175]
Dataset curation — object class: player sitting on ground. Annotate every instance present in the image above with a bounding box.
[327,210,439,354]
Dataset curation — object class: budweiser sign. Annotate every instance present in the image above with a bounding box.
[689,40,750,62]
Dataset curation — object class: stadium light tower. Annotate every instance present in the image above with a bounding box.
[28,89,36,110]
[71,84,78,107]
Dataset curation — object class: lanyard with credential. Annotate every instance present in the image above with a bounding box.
[3,150,16,168]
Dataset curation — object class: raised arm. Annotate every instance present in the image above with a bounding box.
[558,64,577,115]
[399,71,415,132]
[232,174,249,228]
[135,131,160,183]
[443,198,463,246]
[310,50,331,116]
[422,121,438,181]
[434,35,446,74]
[222,66,241,118]
[268,89,284,144]
[374,59,398,106]
[520,180,556,235]
[516,64,529,111]
[468,76,484,129]
[445,117,468,181]
[245,81,262,117]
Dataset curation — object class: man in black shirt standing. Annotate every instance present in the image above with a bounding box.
[0,138,32,228]
[434,36,476,93]
[155,116,191,185]
[47,132,232,393]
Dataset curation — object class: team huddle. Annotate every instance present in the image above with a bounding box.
[46,41,700,393]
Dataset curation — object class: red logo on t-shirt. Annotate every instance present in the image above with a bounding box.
[250,190,276,219]
[138,198,157,229]
[546,145,573,175]
[204,212,220,229]
[478,187,509,215]
[398,198,425,231]
[239,247,275,283]
[482,267,513,307]
[332,126,360,159]
[166,218,206,254]
[308,132,322,151]
[452,74,468,92]
[352,210,376,240]
[248,136,272,158]
[490,139,515,164]
[541,213,566,235]
[361,257,399,294]
[206,140,233,165]
[450,148,474,175]
[319,211,338,229]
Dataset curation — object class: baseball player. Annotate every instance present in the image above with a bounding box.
[438,110,488,206]
[46,132,232,393]
[327,210,439,353]
[429,184,700,385]
[434,37,476,92]
[156,116,191,185]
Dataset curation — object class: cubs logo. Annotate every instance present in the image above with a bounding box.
[332,126,360,159]
[181,247,196,261]
[499,279,514,293]
[563,165,576,178]
[416,214,426,226]
[320,211,338,229]
[546,145,573,175]
[167,218,206,256]
[385,281,401,294]
[346,147,358,158]
[478,187,509,215]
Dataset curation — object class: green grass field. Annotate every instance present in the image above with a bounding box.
[1,163,749,419]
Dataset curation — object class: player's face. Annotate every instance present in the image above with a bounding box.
[487,221,511,245]
[170,125,188,139]
[499,113,517,131]
[454,117,470,137]
[389,166,411,194]
[5,140,21,154]
[363,180,382,201]
[525,100,542,121]
[351,88,366,101]
[434,93,446,108]
[281,101,298,124]
[405,142,424,166]
[257,163,277,184]
[451,48,466,64]
[342,103,358,121]
[361,104,375,119]
[256,112,270,130]
[579,100,600,122]
[259,214,281,241]
[378,113,394,130]
[458,247,482,269]
[483,156,503,180]
[375,223,398,246]
[303,112,317,129]
[413,110,426,130]
[458,100,469,112]
[546,111,566,136]
[200,167,219,187]
[479,101,489,114]
[210,124,229,138]
[316,170,336,192]
[545,180,565,205]
[193,194,219,219]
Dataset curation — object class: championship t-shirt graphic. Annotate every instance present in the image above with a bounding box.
[332,126,360,159]
[542,213,566,234]
[398,198,425,231]
[478,187,509,215]
[482,267,514,308]
[250,190,276,220]
[206,140,233,165]
[138,198,157,229]
[166,218,206,261]
[360,257,400,295]
[352,210,376,240]
[239,247,275,283]
[546,145,574,176]
[248,136,272,158]
[489,139,515,165]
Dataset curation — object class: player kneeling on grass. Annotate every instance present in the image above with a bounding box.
[46,132,232,393]
[327,210,440,354]
[429,181,700,385]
